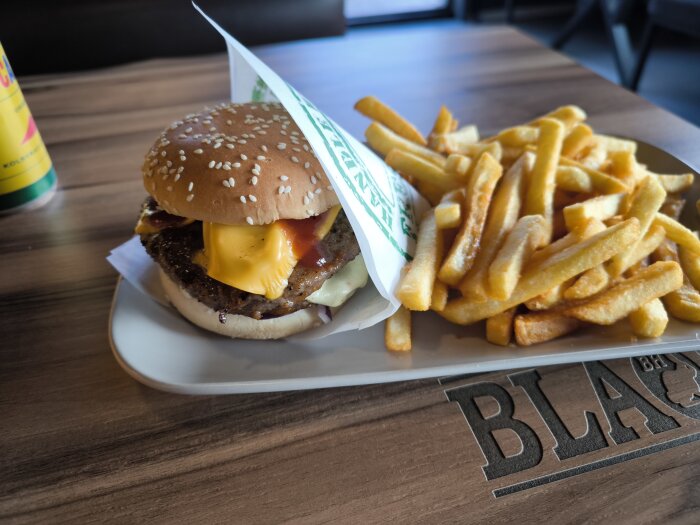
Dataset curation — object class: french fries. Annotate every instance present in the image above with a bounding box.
[440,219,640,325]
[396,211,443,311]
[355,97,700,349]
[515,310,581,346]
[489,215,547,300]
[365,122,446,167]
[355,96,427,145]
[566,261,683,325]
[385,306,412,351]
[438,153,503,285]
[629,298,668,338]
[524,118,565,242]
[458,153,531,301]
[486,308,517,346]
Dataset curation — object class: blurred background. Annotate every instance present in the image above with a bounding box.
[4,0,699,125]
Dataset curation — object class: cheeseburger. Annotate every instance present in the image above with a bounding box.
[136,102,367,339]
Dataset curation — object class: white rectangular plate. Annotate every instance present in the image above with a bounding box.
[110,140,700,394]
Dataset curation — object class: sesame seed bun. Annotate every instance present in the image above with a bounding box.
[159,269,324,339]
[142,102,339,225]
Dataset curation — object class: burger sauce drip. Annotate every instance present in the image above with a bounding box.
[279,211,332,268]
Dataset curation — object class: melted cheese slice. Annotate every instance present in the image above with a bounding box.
[198,206,342,300]
[306,255,368,307]
[199,221,297,300]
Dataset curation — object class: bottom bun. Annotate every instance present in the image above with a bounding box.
[159,269,323,339]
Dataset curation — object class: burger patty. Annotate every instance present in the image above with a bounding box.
[140,209,361,319]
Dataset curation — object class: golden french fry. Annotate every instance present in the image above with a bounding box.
[489,215,547,300]
[431,126,480,155]
[396,212,443,311]
[608,151,640,188]
[440,219,640,325]
[579,141,607,170]
[561,123,593,158]
[458,153,532,301]
[652,239,700,322]
[527,218,606,271]
[435,189,464,229]
[430,105,454,137]
[653,213,700,255]
[385,306,412,351]
[653,173,695,194]
[559,157,629,194]
[515,310,581,346]
[385,149,455,194]
[366,122,446,167]
[431,280,449,312]
[416,180,445,206]
[495,126,539,147]
[563,193,626,231]
[564,265,610,300]
[524,280,572,310]
[678,243,700,291]
[663,284,700,322]
[566,261,683,325]
[439,153,503,285]
[629,298,668,338]
[524,118,565,243]
[529,105,587,132]
[355,96,426,145]
[486,308,517,346]
[445,154,472,179]
[556,163,627,194]
[661,195,686,220]
[594,134,637,154]
[608,175,666,276]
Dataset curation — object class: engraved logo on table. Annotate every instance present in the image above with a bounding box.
[443,353,700,498]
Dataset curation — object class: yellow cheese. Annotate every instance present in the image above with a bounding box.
[199,221,297,299]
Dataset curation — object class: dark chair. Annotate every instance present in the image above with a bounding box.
[3,0,345,75]
[629,0,700,90]
[552,0,638,85]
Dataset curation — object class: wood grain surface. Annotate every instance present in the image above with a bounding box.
[2,21,700,524]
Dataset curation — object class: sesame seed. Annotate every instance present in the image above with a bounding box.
[249,194,257,202]
[256,155,265,161]
[178,134,187,139]
[174,174,181,181]
[252,168,260,176]
[209,127,216,132]
[307,191,314,199]
[303,144,309,151]
[223,164,231,171]
[315,188,321,194]
[194,148,203,154]
[278,186,285,194]
[291,131,299,136]
[180,156,187,161]
[178,149,185,155]
[185,127,192,133]
[166,160,173,167]
[186,194,194,202]
[228,177,235,187]
[178,166,185,173]
[238,140,247,144]
[285,185,292,193]
[233,162,241,168]
[303,196,310,205]
[304,162,311,169]
[240,154,248,160]
[188,182,194,191]
[226,143,235,149]
[161,151,167,157]
[291,156,299,163]
[254,163,261,171]
[280,175,289,181]
[214,143,221,149]
[226,120,232,125]
[280,130,287,135]
[311,176,317,184]
[261,145,268,152]
[216,162,223,169]
[208,160,216,168]
[222,180,231,188]
[277,143,287,150]
[240,195,247,203]
[246,216,254,225]
[251,176,258,185]
[292,147,301,153]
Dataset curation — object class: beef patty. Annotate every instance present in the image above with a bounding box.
[140,205,361,319]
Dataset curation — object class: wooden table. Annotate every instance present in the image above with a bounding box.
[3,21,700,523]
